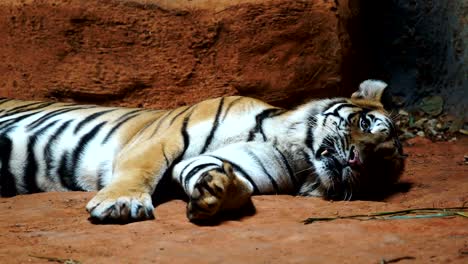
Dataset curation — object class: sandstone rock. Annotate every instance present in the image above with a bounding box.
[0,0,349,109]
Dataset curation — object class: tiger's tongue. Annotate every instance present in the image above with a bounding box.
[348,149,361,165]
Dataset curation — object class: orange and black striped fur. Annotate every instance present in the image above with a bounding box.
[0,80,405,222]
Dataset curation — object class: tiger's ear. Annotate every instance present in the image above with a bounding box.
[351,79,388,102]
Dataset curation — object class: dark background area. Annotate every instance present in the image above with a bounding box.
[343,0,466,120]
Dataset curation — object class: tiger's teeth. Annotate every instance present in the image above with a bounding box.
[321,149,328,156]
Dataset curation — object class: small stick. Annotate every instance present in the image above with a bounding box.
[303,206,468,224]
[29,255,81,264]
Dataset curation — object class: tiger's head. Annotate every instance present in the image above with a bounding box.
[299,80,406,200]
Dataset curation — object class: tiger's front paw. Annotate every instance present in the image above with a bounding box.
[86,189,154,222]
[187,162,242,221]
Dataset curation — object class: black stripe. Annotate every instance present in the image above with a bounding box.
[183,163,219,191]
[97,171,104,190]
[169,106,191,125]
[133,113,162,137]
[4,101,47,114]
[159,110,194,195]
[114,109,142,123]
[57,152,73,190]
[247,108,286,141]
[328,103,357,114]
[101,113,139,144]
[0,132,17,197]
[150,110,174,137]
[308,115,317,126]
[0,111,43,132]
[305,115,316,152]
[179,113,192,158]
[301,149,315,169]
[206,155,260,194]
[0,102,55,121]
[322,103,358,128]
[367,114,376,122]
[162,144,170,167]
[329,155,343,178]
[339,135,346,153]
[245,149,279,193]
[178,159,199,184]
[0,98,13,107]
[274,146,298,189]
[96,162,108,190]
[322,99,348,113]
[305,123,314,151]
[344,134,351,151]
[221,97,243,121]
[27,106,89,130]
[0,102,56,125]
[346,112,359,124]
[68,122,107,190]
[74,109,114,134]
[24,120,60,193]
[44,120,73,185]
[200,97,225,153]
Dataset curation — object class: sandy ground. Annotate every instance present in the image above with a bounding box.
[0,137,466,263]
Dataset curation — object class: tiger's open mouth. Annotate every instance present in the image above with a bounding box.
[318,144,363,173]
[347,146,362,168]
[314,144,364,199]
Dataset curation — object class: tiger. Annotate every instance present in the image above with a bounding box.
[0,80,405,223]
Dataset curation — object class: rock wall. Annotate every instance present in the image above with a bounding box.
[342,0,467,120]
[0,0,347,109]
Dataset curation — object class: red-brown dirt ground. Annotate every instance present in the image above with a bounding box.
[0,137,466,263]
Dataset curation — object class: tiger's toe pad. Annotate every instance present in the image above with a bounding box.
[187,163,236,221]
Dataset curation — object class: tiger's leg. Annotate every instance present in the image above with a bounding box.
[175,160,254,221]
[86,139,177,222]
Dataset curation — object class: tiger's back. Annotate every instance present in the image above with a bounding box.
[0,98,163,195]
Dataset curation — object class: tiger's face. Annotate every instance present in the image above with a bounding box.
[306,80,405,200]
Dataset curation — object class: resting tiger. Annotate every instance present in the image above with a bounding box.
[0,80,405,223]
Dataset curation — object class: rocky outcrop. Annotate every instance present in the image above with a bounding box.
[0,0,348,109]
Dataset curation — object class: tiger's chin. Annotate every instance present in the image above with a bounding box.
[298,165,361,201]
[315,167,361,201]
[307,155,405,201]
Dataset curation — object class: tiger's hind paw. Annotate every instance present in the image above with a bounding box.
[86,191,154,222]
[187,162,247,222]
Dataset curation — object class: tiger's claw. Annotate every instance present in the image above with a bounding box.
[86,192,154,222]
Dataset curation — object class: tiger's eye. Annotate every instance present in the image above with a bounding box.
[360,118,370,131]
